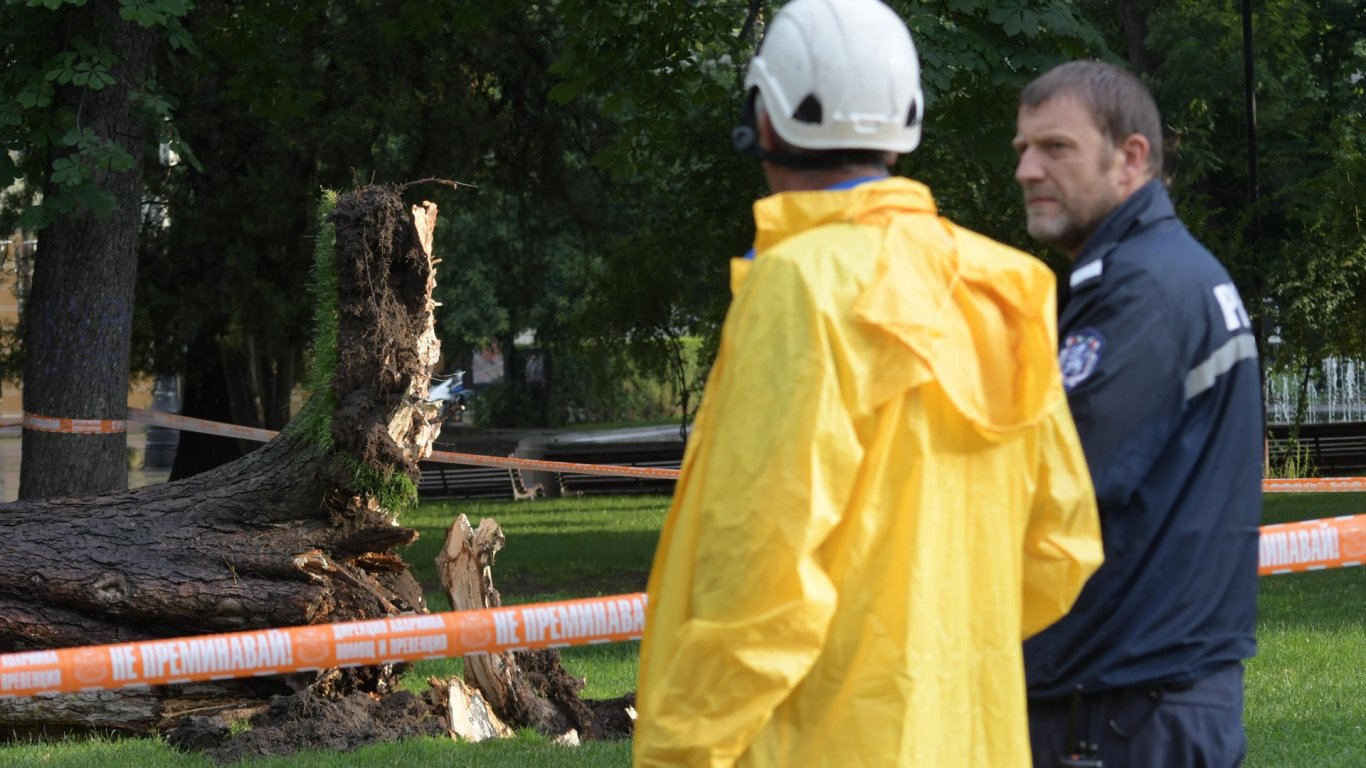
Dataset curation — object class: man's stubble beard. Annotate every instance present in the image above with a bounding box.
[1025,189,1116,257]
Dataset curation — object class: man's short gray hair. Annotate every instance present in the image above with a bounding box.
[1021,60,1164,177]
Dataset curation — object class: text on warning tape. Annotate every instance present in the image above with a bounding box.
[1258,514,1366,575]
[0,593,647,698]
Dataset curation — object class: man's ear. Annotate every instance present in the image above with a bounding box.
[1118,133,1152,188]
[757,109,778,152]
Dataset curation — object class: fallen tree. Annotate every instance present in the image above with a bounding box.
[171,514,639,763]
[0,185,637,755]
[0,185,446,734]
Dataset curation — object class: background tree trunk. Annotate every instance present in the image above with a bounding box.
[168,339,253,480]
[0,185,446,735]
[19,3,158,499]
[1115,0,1156,76]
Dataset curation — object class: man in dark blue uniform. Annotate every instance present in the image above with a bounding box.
[1012,61,1262,767]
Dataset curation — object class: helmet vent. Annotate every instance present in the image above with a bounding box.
[793,95,823,124]
[905,101,919,127]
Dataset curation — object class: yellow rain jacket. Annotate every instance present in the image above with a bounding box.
[633,178,1102,767]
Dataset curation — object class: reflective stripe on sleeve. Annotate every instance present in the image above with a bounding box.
[1184,334,1258,401]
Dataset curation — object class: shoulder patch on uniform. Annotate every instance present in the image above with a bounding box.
[1059,329,1105,391]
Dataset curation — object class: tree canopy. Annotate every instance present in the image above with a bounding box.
[3,0,1363,445]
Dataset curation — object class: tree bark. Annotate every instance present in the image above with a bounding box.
[0,185,446,735]
[1115,0,1156,76]
[19,3,158,499]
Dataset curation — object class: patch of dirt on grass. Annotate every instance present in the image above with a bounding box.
[170,689,445,764]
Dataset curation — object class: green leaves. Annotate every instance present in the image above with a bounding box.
[44,43,118,91]
[546,79,585,107]
[23,0,88,9]
[118,0,192,28]
[118,0,196,51]
[946,0,992,12]
[49,156,82,187]
[988,1,1043,38]
[48,130,135,189]
[2,0,195,230]
[16,82,54,108]
[128,85,173,119]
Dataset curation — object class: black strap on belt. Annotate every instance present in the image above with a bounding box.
[1061,685,1104,767]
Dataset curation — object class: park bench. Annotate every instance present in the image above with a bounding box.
[511,466,545,500]
[417,462,515,500]
[543,440,683,496]
[1266,421,1366,477]
[417,454,546,501]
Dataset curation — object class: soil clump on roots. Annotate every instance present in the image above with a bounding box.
[169,689,446,764]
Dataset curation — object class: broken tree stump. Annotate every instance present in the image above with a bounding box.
[436,515,636,742]
[0,185,446,735]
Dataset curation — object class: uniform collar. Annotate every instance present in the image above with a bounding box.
[1071,179,1176,280]
[823,173,888,191]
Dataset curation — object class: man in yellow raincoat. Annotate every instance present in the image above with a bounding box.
[632,1,1104,766]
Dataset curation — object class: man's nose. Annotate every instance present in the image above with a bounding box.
[1015,147,1044,185]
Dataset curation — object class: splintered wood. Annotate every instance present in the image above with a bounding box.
[387,200,445,464]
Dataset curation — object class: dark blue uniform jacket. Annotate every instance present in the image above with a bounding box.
[1024,180,1263,699]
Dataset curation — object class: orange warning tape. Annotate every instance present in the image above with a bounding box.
[128,408,275,442]
[1259,513,1366,576]
[1262,477,1366,493]
[21,412,126,434]
[127,408,682,480]
[1,512,1363,698]
[427,449,681,480]
[9,408,1366,489]
[0,592,647,698]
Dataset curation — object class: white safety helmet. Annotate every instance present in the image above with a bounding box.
[739,0,923,156]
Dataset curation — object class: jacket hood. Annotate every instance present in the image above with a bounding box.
[740,177,1061,435]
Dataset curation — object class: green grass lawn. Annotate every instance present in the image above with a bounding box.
[1,492,1361,767]
[1247,493,1366,767]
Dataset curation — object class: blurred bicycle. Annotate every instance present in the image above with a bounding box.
[428,371,471,424]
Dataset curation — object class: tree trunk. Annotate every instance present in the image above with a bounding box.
[19,3,158,499]
[220,337,300,433]
[0,185,446,735]
[168,344,252,481]
[1115,0,1156,76]
[436,515,636,742]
